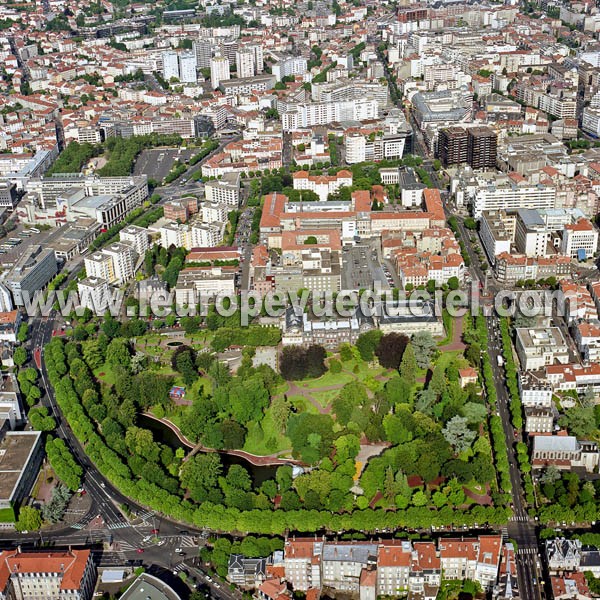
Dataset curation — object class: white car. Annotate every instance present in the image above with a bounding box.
[175,547,183,553]
[142,536,152,543]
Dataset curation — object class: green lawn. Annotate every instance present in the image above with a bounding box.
[243,405,291,455]
[299,370,354,389]
[342,359,387,380]
[190,375,212,397]
[433,350,464,372]
[94,363,116,386]
[287,395,320,415]
[310,388,340,407]
[438,309,454,346]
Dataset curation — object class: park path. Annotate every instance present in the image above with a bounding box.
[286,381,338,414]
[438,314,466,352]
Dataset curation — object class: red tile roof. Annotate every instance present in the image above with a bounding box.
[0,549,91,592]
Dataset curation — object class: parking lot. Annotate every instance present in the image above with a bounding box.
[0,225,52,268]
[133,148,196,181]
[341,245,391,291]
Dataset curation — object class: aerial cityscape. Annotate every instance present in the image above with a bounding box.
[3,0,600,599]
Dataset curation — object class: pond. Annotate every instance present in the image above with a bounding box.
[138,414,278,485]
[166,341,184,347]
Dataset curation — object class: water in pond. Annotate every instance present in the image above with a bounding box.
[138,414,278,485]
[166,341,184,347]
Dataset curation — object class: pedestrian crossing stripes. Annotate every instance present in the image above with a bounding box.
[173,562,186,573]
[181,536,196,548]
[517,547,537,555]
[137,511,154,521]
[501,527,509,539]
[510,515,529,522]
[71,516,93,530]
[116,541,136,552]
[107,521,130,530]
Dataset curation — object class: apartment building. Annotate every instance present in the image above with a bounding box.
[283,537,506,599]
[519,373,553,408]
[84,252,114,284]
[119,224,149,256]
[235,50,255,79]
[283,539,323,592]
[438,127,468,167]
[227,555,267,588]
[205,172,241,207]
[201,202,228,225]
[376,542,411,596]
[0,182,17,209]
[512,208,552,258]
[272,56,308,81]
[220,75,276,97]
[0,374,23,430]
[524,406,554,434]
[292,170,353,202]
[561,218,599,259]
[561,281,598,323]
[0,311,21,344]
[161,222,192,250]
[99,243,135,284]
[78,276,111,314]
[479,211,515,265]
[210,55,230,89]
[494,253,571,284]
[174,266,236,306]
[573,321,600,363]
[281,99,379,131]
[344,132,408,164]
[455,172,557,218]
[473,178,557,218]
[438,536,502,591]
[0,548,97,600]
[321,543,378,592]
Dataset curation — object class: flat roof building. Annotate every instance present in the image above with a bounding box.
[0,430,43,515]
[515,327,570,370]
[3,245,58,307]
[120,573,182,600]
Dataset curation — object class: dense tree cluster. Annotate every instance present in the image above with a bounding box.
[280,345,326,380]
[45,436,83,492]
[538,469,600,525]
[180,351,281,451]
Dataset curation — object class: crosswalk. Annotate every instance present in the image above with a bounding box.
[71,516,94,530]
[501,527,509,539]
[137,510,154,522]
[173,562,186,573]
[107,520,130,530]
[510,515,529,522]
[517,547,537,555]
[115,541,137,553]
[180,535,196,548]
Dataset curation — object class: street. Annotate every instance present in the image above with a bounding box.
[454,210,545,600]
